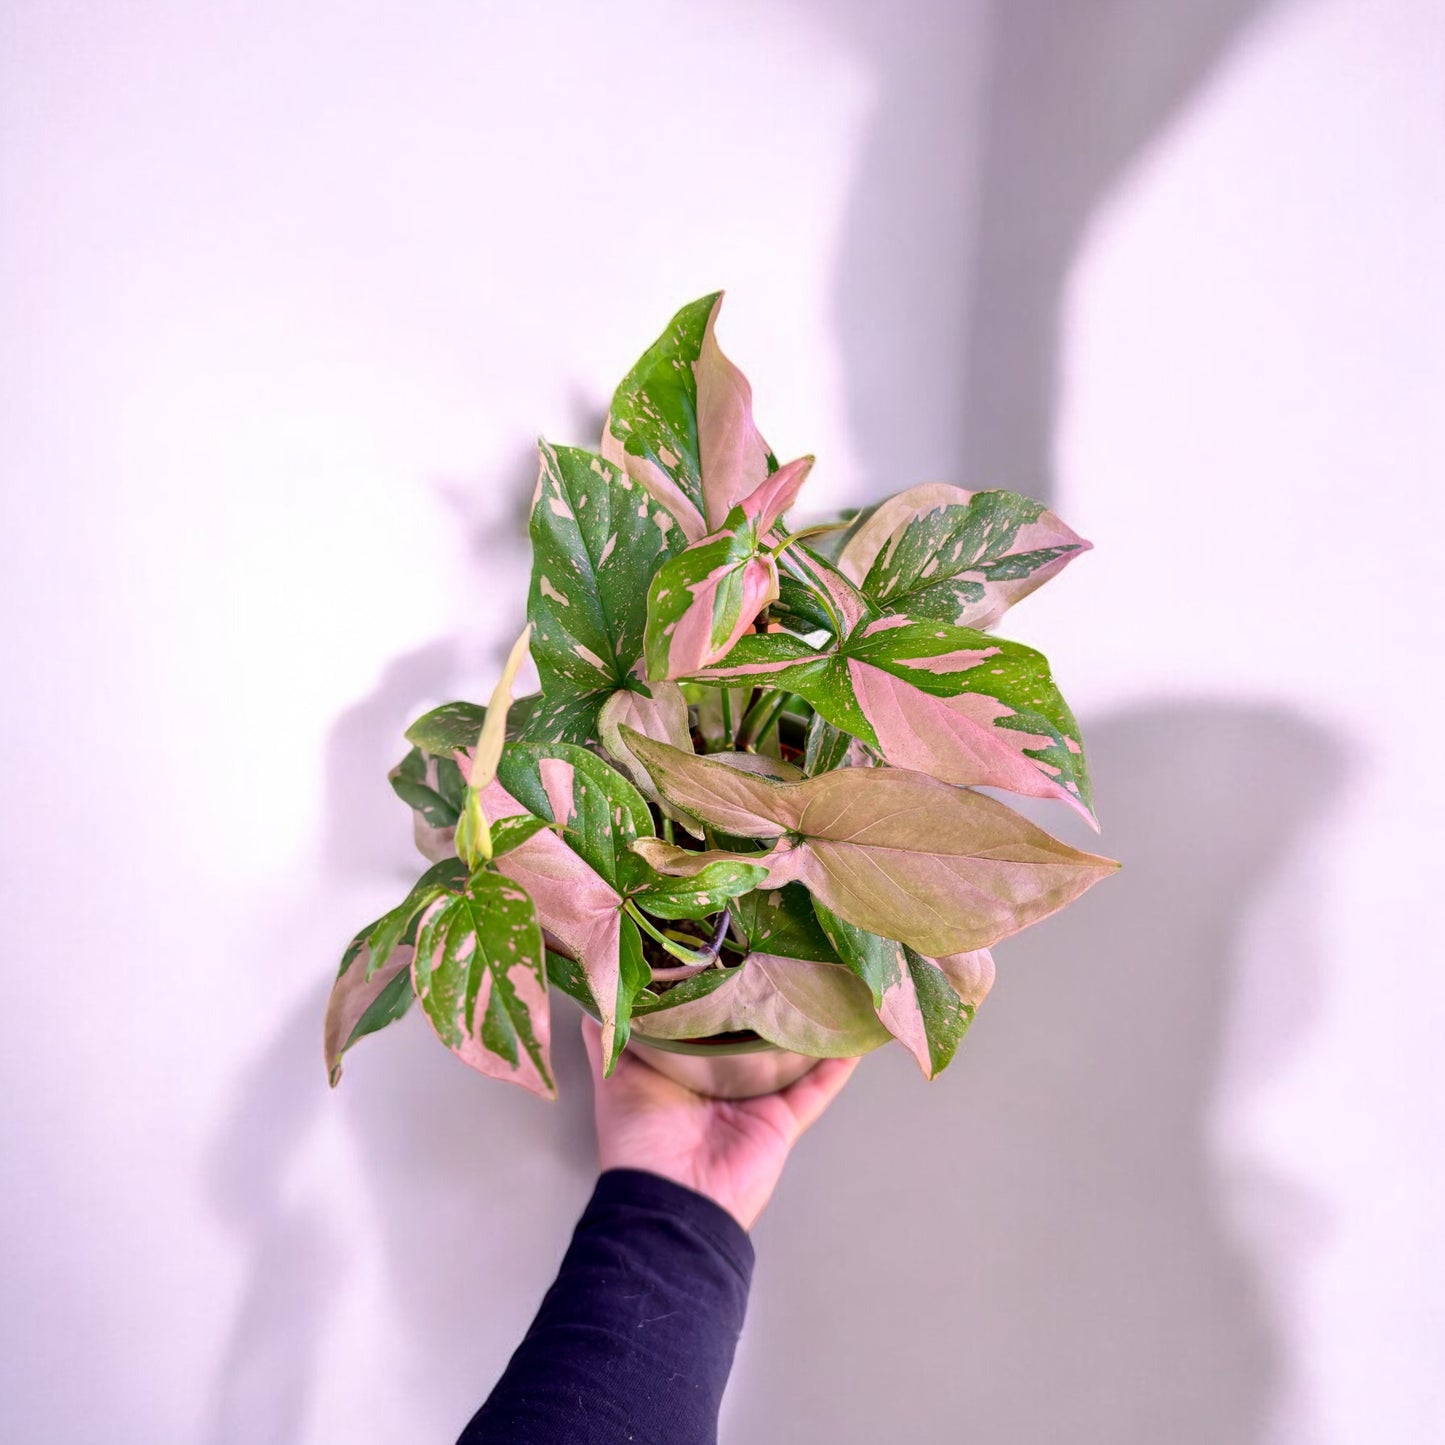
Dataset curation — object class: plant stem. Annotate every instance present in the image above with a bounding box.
[625,901,716,966]
[738,689,793,750]
[719,687,735,749]
[768,520,847,558]
[777,547,845,637]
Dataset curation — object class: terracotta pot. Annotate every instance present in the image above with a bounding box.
[625,1031,821,1100]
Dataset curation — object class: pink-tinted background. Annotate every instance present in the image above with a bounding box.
[3,1,1442,1441]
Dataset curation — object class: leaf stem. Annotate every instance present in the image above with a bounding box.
[720,687,735,749]
[624,900,717,966]
[739,690,793,750]
[777,547,845,637]
[768,520,847,558]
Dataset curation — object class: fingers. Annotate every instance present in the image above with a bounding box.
[778,1054,861,1137]
[579,1014,604,1081]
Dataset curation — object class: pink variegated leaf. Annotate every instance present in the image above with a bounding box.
[475,777,631,1068]
[814,903,994,1079]
[325,927,416,1087]
[839,483,1089,630]
[695,296,777,530]
[622,732,1117,957]
[601,293,778,541]
[643,520,779,681]
[631,953,891,1058]
[845,615,1095,824]
[597,676,701,835]
[737,454,814,535]
[411,871,554,1098]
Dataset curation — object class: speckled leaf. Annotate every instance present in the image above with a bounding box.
[644,512,774,680]
[814,904,994,1079]
[601,293,776,540]
[478,778,630,1071]
[365,858,467,979]
[631,952,891,1057]
[623,733,1118,957]
[643,458,813,680]
[525,441,684,743]
[631,965,738,1016]
[840,484,1087,629]
[845,615,1095,823]
[695,634,876,745]
[803,712,854,775]
[597,677,690,786]
[630,858,769,921]
[325,925,415,1086]
[390,746,466,828]
[412,870,553,1097]
[490,814,549,856]
[496,742,653,891]
[734,883,841,962]
[405,701,487,755]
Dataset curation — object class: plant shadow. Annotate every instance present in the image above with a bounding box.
[729,700,1339,1443]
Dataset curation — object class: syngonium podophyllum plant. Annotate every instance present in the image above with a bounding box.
[323,294,1119,1098]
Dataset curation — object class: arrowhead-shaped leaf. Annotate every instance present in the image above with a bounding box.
[525,441,685,743]
[839,484,1088,629]
[496,742,653,892]
[699,606,1095,823]
[325,925,416,1087]
[622,732,1118,957]
[630,952,891,1057]
[412,870,554,1098]
[644,514,776,681]
[814,903,994,1079]
[597,676,691,786]
[629,857,769,920]
[477,777,633,1071]
[845,615,1095,823]
[601,292,777,539]
[642,457,814,681]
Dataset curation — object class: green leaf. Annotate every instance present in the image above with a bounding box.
[643,511,768,681]
[602,292,717,527]
[841,484,1088,630]
[545,948,598,1013]
[525,441,685,742]
[405,701,488,755]
[814,903,989,1079]
[624,731,1118,957]
[412,870,554,1098]
[632,965,740,1015]
[390,746,460,827]
[844,615,1094,821]
[630,858,769,920]
[733,883,841,963]
[366,859,467,978]
[803,712,853,775]
[325,923,416,1086]
[490,813,549,856]
[496,742,654,891]
[600,292,778,539]
[608,913,650,1069]
[699,634,877,746]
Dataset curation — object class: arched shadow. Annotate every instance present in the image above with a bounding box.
[730,702,1341,1443]
[807,0,1273,500]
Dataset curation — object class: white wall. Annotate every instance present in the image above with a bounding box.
[1,1,1439,1441]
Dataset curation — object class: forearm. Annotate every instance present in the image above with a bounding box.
[458,1168,754,1445]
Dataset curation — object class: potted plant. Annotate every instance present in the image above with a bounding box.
[324,294,1118,1100]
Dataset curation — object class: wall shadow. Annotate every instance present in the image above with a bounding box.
[730,702,1339,1444]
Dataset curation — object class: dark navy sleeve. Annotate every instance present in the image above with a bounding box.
[457,1168,755,1445]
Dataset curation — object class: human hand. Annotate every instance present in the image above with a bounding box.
[580,1018,860,1230]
